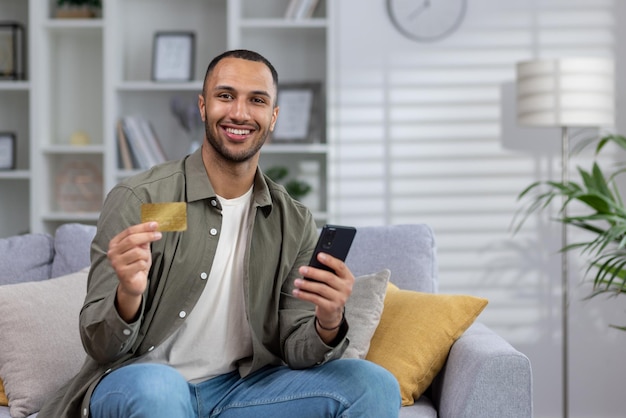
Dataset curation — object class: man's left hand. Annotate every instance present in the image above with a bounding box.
[293,253,354,342]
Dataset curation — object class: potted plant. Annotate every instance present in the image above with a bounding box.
[55,0,102,19]
[265,166,312,202]
[515,134,626,329]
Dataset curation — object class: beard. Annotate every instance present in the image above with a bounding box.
[203,114,269,163]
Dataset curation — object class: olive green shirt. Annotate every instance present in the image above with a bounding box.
[38,148,348,418]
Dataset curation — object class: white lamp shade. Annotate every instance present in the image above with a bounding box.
[516,58,615,127]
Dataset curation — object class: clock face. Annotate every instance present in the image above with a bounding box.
[386,0,467,42]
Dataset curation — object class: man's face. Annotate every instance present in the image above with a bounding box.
[198,57,279,163]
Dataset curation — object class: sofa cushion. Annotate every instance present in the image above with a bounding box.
[0,379,6,406]
[50,223,97,278]
[0,268,88,418]
[346,224,437,293]
[0,233,54,285]
[342,269,390,359]
[366,282,488,406]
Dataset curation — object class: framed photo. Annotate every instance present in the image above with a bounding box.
[152,32,195,82]
[0,133,16,170]
[0,22,26,80]
[272,82,324,144]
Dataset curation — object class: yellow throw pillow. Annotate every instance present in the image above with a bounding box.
[366,283,488,406]
[0,378,8,406]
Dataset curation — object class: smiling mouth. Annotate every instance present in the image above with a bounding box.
[225,127,251,136]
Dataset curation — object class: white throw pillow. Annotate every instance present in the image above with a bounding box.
[0,268,88,418]
[342,269,391,358]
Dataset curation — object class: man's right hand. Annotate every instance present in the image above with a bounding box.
[107,222,162,322]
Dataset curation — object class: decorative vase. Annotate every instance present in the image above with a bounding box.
[55,5,96,19]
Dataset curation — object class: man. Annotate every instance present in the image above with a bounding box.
[39,49,400,418]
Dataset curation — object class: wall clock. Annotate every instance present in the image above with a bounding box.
[386,0,467,42]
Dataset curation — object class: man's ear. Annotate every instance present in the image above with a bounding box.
[198,94,205,121]
[270,106,279,132]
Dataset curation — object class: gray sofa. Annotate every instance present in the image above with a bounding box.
[0,223,532,418]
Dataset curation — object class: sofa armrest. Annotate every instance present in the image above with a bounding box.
[429,322,533,418]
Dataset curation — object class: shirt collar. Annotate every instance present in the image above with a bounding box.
[184,147,272,212]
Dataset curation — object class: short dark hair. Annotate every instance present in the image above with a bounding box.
[202,49,278,96]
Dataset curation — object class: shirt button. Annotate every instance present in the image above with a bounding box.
[123,329,131,336]
[200,272,208,280]
[210,199,217,207]
[148,346,155,352]
[210,228,218,236]
[179,311,187,318]
[83,407,88,416]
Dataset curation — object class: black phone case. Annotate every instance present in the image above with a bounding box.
[308,224,357,273]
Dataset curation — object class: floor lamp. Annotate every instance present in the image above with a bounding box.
[515,57,615,418]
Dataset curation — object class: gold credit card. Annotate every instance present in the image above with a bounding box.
[141,202,187,232]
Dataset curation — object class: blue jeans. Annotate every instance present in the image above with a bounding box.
[90,359,401,417]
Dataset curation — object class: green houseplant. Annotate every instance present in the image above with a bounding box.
[55,0,102,18]
[265,166,312,202]
[515,134,626,329]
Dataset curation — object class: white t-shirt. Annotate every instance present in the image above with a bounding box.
[139,187,254,383]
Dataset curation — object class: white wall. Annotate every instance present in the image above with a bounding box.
[330,0,624,417]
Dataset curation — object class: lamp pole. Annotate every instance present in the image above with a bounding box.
[561,126,569,418]
[517,57,615,418]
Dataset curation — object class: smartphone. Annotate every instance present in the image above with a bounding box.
[307,224,357,275]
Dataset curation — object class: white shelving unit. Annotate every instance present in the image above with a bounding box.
[0,0,330,237]
[0,1,30,237]
[28,0,105,234]
[231,0,330,221]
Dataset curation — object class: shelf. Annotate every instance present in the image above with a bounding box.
[312,211,328,221]
[42,212,100,222]
[44,18,104,31]
[42,145,105,155]
[0,81,30,91]
[117,81,204,92]
[263,143,328,153]
[116,169,142,179]
[0,170,30,180]
[240,18,327,28]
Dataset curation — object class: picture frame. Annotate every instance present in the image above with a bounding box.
[0,22,26,81]
[0,133,16,170]
[272,82,324,144]
[152,31,195,82]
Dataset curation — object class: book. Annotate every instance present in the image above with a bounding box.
[122,116,153,169]
[116,120,134,170]
[303,0,320,18]
[284,0,301,19]
[119,116,169,169]
[292,0,319,19]
[137,117,167,165]
[148,122,168,164]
